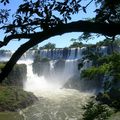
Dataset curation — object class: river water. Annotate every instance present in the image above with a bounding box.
[18,60,93,120]
[21,89,93,120]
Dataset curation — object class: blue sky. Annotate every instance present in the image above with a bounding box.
[0,0,105,51]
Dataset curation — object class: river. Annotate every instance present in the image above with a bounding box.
[21,89,93,120]
[18,60,93,120]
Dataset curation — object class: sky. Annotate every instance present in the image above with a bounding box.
[0,0,105,51]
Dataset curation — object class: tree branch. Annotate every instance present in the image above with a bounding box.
[1,20,120,48]
[0,20,120,82]
[0,28,56,82]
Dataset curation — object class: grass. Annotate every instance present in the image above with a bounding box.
[0,86,37,112]
[0,112,24,120]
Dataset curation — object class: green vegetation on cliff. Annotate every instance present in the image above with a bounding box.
[82,52,120,119]
[83,98,114,120]
[81,39,120,119]
[69,42,84,48]
[0,62,37,112]
[0,86,37,112]
[81,52,120,90]
[40,42,56,49]
[81,64,109,80]
[0,63,27,86]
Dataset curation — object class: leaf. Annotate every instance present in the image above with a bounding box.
[82,7,87,13]
[77,0,82,3]
[6,0,9,3]
[64,17,67,24]
[4,2,6,5]
[67,16,71,20]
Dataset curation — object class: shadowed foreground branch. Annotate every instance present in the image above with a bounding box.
[0,20,120,82]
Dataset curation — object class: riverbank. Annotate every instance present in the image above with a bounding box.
[0,86,38,112]
[0,112,24,120]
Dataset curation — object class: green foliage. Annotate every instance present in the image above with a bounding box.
[69,42,84,48]
[96,39,120,47]
[95,0,120,23]
[82,52,120,86]
[0,112,24,120]
[97,88,120,110]
[82,52,120,112]
[0,63,5,70]
[0,86,37,111]
[81,64,109,80]
[40,42,56,49]
[79,32,94,42]
[102,53,120,85]
[97,56,110,65]
[83,99,114,120]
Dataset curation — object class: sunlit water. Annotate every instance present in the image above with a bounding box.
[20,89,92,120]
[17,60,94,120]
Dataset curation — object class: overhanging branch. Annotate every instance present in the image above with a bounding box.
[0,20,120,82]
[0,20,120,48]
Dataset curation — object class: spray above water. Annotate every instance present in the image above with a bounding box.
[24,62,60,91]
[15,48,95,120]
[18,60,55,92]
[20,59,93,120]
[23,59,80,93]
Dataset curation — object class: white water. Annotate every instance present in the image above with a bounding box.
[19,59,94,120]
[22,89,92,120]
[23,59,80,93]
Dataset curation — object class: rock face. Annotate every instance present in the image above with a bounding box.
[0,63,27,87]
[32,58,66,82]
[0,63,37,112]
[32,58,50,78]
[0,86,38,112]
[54,59,65,77]
[63,75,80,90]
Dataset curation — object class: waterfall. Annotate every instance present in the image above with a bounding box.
[23,59,80,93]
[22,60,93,120]
[23,60,59,92]
[63,60,79,81]
[14,47,98,120]
[39,48,85,59]
[16,48,95,120]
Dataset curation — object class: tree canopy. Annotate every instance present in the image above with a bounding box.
[0,0,120,82]
[40,42,56,49]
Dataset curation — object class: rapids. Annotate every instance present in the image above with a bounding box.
[21,89,92,120]
[19,60,94,120]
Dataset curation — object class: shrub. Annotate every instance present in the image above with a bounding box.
[83,99,114,120]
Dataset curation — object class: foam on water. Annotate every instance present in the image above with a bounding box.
[18,59,94,120]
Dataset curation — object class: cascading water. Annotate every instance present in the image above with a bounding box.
[24,59,80,92]
[19,59,94,120]
[0,46,117,119]
[24,60,59,91]
[0,47,97,119]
